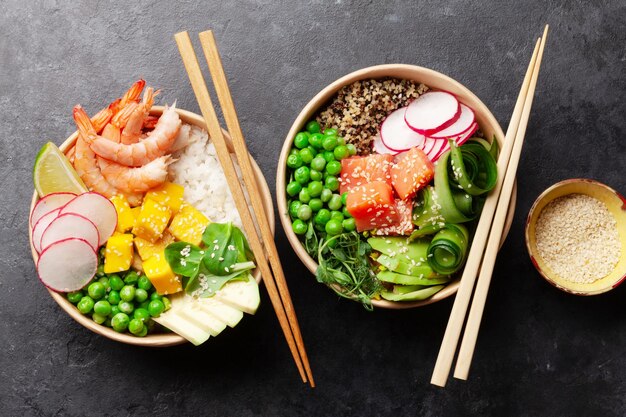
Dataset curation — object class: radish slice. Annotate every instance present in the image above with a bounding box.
[32,209,60,254]
[40,213,100,252]
[60,192,117,244]
[30,192,76,229]
[380,107,425,151]
[37,238,98,292]
[421,137,446,160]
[431,122,479,162]
[405,91,461,135]
[372,135,398,155]
[429,104,475,139]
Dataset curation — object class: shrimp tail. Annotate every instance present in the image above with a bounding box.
[73,105,97,142]
[91,107,113,133]
[120,79,146,107]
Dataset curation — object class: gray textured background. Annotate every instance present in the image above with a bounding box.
[2,0,625,416]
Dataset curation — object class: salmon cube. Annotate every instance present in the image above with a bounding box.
[390,147,434,200]
[372,199,414,236]
[339,154,394,194]
[346,181,400,232]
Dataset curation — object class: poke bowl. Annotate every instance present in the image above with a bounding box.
[29,82,274,346]
[277,64,516,309]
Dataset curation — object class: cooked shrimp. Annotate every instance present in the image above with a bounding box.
[88,103,181,167]
[73,105,143,206]
[120,87,156,145]
[99,155,173,193]
[109,79,145,114]
[102,102,139,143]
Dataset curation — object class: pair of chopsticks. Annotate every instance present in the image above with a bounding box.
[431,25,549,387]
[174,31,315,388]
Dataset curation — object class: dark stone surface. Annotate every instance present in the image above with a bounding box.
[1,0,625,416]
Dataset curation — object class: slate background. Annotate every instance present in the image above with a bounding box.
[1,0,625,416]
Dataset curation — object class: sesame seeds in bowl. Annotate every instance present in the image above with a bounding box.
[525,179,626,295]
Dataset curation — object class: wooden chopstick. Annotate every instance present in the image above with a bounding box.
[431,27,547,387]
[174,31,310,386]
[454,25,549,380]
[197,30,315,387]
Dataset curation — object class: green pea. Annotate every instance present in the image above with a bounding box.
[341,192,349,205]
[333,145,349,160]
[94,300,112,316]
[342,207,352,218]
[306,121,321,134]
[309,198,323,212]
[137,326,149,337]
[343,218,356,231]
[128,318,145,336]
[289,148,299,156]
[92,313,107,325]
[310,156,326,172]
[148,300,165,317]
[337,137,346,146]
[328,194,343,211]
[287,154,303,169]
[309,170,323,181]
[67,291,83,304]
[309,133,324,149]
[87,282,105,300]
[322,136,338,151]
[307,181,323,197]
[133,308,151,322]
[96,263,105,277]
[330,211,344,222]
[108,274,124,291]
[107,290,121,305]
[325,160,342,176]
[322,151,335,162]
[98,276,110,291]
[139,300,150,310]
[325,176,340,191]
[118,300,134,314]
[111,313,130,332]
[294,132,309,149]
[124,271,139,285]
[289,200,302,219]
[120,285,135,302]
[292,219,307,235]
[297,204,312,221]
[294,166,310,185]
[110,305,121,317]
[135,288,149,303]
[162,296,171,311]
[324,128,338,136]
[320,188,333,203]
[314,209,331,226]
[150,292,162,301]
[77,296,94,314]
[285,181,301,197]
[346,143,357,155]
[298,188,311,203]
[325,219,343,235]
[299,148,314,164]
[137,276,152,292]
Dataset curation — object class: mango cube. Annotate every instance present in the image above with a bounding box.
[104,233,134,274]
[131,206,141,222]
[145,182,185,214]
[134,231,175,261]
[110,195,135,233]
[168,203,210,246]
[132,199,172,243]
[143,252,182,295]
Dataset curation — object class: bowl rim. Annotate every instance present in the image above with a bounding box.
[276,63,516,309]
[29,106,275,346]
[524,178,626,295]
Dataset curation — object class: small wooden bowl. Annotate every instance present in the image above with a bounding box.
[29,106,275,346]
[525,179,626,295]
[276,64,516,309]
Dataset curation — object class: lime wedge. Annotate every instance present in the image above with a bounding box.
[33,142,87,197]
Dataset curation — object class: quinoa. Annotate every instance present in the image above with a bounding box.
[316,78,428,155]
[535,194,621,284]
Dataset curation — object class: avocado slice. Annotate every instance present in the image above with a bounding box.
[380,285,445,301]
[377,270,451,286]
[376,254,441,278]
[368,236,430,262]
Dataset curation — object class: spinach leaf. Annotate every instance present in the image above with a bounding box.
[164,242,204,278]
[202,222,242,275]
[186,263,255,298]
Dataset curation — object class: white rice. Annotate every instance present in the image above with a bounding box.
[169,125,242,229]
